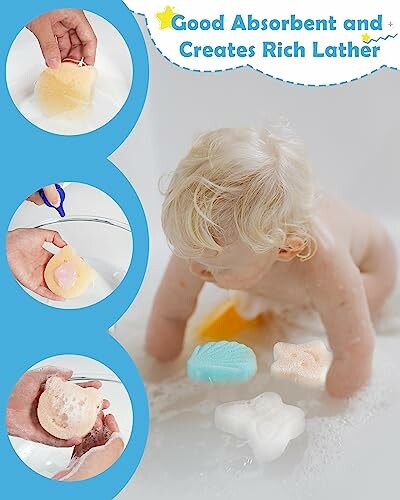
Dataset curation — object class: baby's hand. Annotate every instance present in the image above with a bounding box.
[326,355,372,398]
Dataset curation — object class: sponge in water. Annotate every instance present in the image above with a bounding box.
[187,341,257,383]
[196,300,263,343]
[215,392,305,462]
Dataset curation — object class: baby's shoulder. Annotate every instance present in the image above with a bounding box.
[314,191,356,225]
[311,192,359,246]
[300,221,359,302]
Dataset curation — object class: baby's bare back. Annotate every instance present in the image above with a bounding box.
[245,192,394,309]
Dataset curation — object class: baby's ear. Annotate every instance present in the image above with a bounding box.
[277,248,296,262]
[277,236,306,262]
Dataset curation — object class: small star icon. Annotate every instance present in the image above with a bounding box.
[362,33,371,42]
[389,21,394,28]
[156,6,178,30]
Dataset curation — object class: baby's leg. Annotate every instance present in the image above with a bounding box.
[361,230,397,320]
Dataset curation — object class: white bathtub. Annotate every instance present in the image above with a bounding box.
[111,15,400,500]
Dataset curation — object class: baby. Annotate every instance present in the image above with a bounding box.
[145,126,397,398]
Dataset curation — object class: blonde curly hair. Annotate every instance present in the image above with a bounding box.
[162,126,317,261]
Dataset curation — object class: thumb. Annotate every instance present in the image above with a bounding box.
[32,366,73,383]
[31,18,61,68]
[42,185,60,207]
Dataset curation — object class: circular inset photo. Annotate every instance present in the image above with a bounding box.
[6,9,132,135]
[7,355,133,481]
[7,182,132,308]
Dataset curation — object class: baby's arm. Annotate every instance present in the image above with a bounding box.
[307,248,375,398]
[145,255,204,361]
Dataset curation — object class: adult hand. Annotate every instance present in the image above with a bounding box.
[7,228,67,300]
[53,413,124,481]
[27,185,60,207]
[27,9,97,68]
[7,367,109,448]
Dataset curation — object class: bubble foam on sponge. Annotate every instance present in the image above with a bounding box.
[44,246,96,299]
[37,376,102,440]
[35,62,97,115]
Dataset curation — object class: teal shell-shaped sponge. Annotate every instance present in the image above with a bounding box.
[187,341,257,383]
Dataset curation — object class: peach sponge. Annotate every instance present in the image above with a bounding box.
[271,340,333,388]
[37,376,103,440]
[35,61,97,115]
[44,246,96,299]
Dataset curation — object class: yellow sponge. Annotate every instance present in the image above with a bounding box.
[44,246,96,299]
[196,300,263,343]
[35,62,97,115]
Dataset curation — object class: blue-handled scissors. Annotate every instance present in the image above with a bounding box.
[38,183,66,217]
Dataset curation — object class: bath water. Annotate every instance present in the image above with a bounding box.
[116,219,400,499]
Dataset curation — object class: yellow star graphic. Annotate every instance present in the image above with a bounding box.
[156,6,178,30]
[362,33,371,42]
